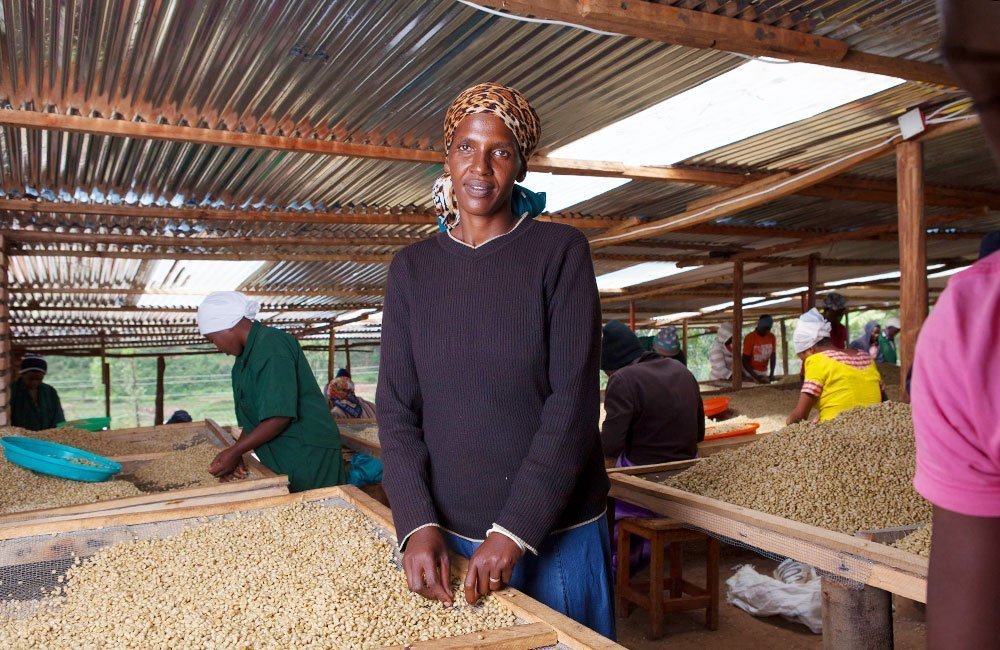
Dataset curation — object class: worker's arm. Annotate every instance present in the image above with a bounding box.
[210,416,291,477]
[786,393,817,425]
[927,507,1000,649]
[741,354,765,384]
[769,351,777,382]
[600,375,635,463]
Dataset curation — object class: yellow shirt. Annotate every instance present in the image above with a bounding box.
[802,350,882,421]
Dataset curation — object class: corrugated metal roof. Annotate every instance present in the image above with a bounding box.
[683,84,969,172]
[1,0,742,150]
[1,0,993,351]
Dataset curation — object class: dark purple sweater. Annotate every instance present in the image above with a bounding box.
[376,219,609,551]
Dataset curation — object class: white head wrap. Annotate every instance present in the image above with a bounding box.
[716,323,733,343]
[793,308,832,354]
[885,317,901,330]
[198,291,260,335]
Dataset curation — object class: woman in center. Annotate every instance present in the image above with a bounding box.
[377,82,613,637]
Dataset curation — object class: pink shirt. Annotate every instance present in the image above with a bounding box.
[912,252,1000,517]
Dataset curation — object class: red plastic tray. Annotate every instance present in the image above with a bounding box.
[704,422,761,441]
[702,396,732,418]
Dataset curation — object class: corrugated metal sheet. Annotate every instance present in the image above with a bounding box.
[852,128,1000,190]
[0,0,991,351]
[1,0,742,150]
[683,84,970,172]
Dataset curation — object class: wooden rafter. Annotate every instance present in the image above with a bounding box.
[588,122,965,249]
[9,304,379,314]
[0,119,995,211]
[717,207,989,266]
[476,0,955,86]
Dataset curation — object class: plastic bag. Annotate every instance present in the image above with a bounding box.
[726,564,823,633]
[347,452,383,487]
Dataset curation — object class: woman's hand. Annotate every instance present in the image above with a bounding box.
[403,527,453,606]
[209,448,244,477]
[464,532,523,605]
[218,461,248,482]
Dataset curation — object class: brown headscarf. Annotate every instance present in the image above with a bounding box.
[433,82,543,230]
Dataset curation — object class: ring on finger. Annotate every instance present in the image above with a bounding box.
[488,576,501,583]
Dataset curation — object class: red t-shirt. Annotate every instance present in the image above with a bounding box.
[829,322,848,350]
[742,331,776,373]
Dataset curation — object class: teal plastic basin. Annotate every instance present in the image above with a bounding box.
[1,436,121,482]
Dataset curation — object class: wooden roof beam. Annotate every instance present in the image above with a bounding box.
[2,115,997,211]
[589,122,962,248]
[9,285,384,299]
[477,0,956,86]
[9,304,380,314]
[715,206,989,266]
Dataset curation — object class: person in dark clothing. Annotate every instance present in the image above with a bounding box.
[166,410,193,424]
[377,82,613,638]
[600,320,704,572]
[11,356,65,431]
[601,321,705,466]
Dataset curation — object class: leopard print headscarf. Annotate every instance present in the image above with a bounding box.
[433,82,543,231]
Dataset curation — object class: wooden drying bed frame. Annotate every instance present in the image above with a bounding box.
[609,460,928,649]
[341,421,766,461]
[337,419,382,458]
[0,485,621,650]
[0,419,288,528]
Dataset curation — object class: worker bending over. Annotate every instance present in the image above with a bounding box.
[600,320,704,572]
[787,309,884,425]
[198,291,346,492]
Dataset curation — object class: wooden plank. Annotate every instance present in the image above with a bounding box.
[732,261,744,391]
[897,140,927,402]
[723,206,988,265]
[0,485,619,649]
[606,459,699,476]
[0,476,289,526]
[478,0,954,86]
[608,473,928,601]
[382,622,557,650]
[340,431,381,458]
[588,131,909,248]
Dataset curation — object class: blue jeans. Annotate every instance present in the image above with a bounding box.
[444,518,616,640]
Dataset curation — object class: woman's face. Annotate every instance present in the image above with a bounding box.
[445,113,524,220]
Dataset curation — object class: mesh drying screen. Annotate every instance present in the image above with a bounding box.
[0,498,560,648]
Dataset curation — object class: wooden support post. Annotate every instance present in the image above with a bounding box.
[780,319,790,377]
[344,341,353,376]
[327,324,336,384]
[100,334,111,419]
[807,254,819,311]
[629,301,637,331]
[102,361,111,419]
[681,320,689,357]
[154,356,166,426]
[0,235,9,425]
[732,262,744,391]
[897,140,927,402]
[821,576,894,650]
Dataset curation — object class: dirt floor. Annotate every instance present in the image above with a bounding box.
[614,542,927,650]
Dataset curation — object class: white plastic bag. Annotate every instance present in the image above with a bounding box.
[726,564,823,633]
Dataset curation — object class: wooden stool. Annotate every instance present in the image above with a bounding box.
[616,517,720,639]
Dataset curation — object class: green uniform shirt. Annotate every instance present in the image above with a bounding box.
[877,334,898,365]
[11,378,65,431]
[232,322,346,491]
